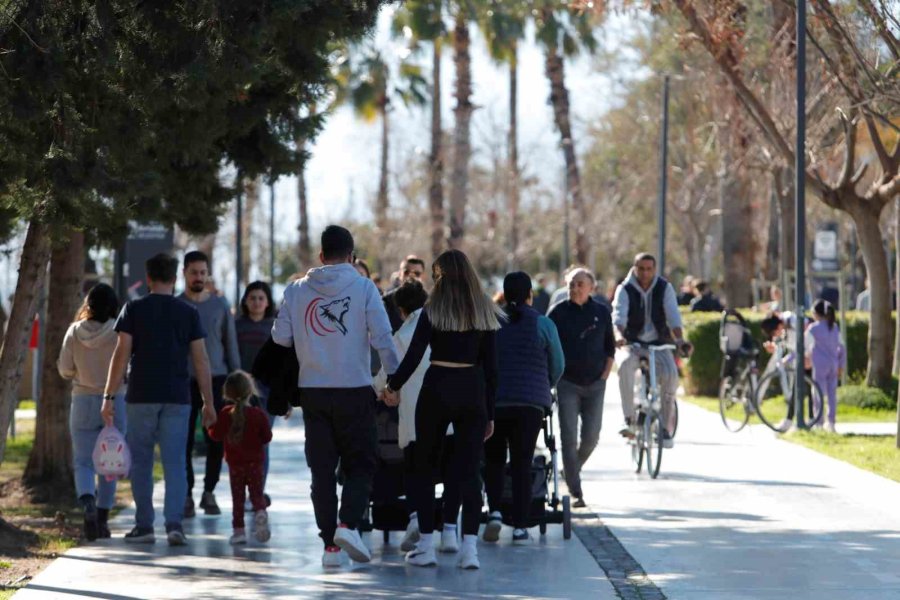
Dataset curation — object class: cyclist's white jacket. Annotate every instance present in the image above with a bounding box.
[612,269,683,342]
[272,263,400,388]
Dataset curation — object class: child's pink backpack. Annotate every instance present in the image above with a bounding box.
[92,426,131,481]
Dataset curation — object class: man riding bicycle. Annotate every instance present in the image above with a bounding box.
[612,253,687,448]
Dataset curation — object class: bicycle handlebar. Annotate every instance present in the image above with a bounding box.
[630,342,678,352]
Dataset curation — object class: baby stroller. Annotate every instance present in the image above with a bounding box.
[719,309,758,378]
[482,399,573,540]
[718,309,759,432]
[359,402,408,542]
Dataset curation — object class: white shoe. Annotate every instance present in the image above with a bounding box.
[512,528,530,545]
[229,529,247,545]
[405,545,437,567]
[483,514,502,543]
[824,422,836,433]
[775,418,792,432]
[400,519,420,552]
[440,527,459,553]
[322,547,345,568]
[254,510,271,543]
[334,527,371,563]
[457,544,480,570]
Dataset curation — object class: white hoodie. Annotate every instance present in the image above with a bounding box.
[58,319,124,396]
[273,263,400,388]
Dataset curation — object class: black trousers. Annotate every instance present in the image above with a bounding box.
[187,375,227,495]
[410,366,486,536]
[300,387,377,548]
[484,406,544,529]
[404,436,461,527]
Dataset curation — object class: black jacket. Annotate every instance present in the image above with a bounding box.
[548,299,616,386]
[251,337,300,416]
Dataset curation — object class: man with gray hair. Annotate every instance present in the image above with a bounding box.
[612,253,686,448]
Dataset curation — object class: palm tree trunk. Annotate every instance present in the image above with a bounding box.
[376,103,390,272]
[448,14,473,251]
[23,230,84,495]
[0,221,52,465]
[297,106,315,272]
[242,177,259,284]
[544,41,587,265]
[429,38,445,260]
[507,42,520,271]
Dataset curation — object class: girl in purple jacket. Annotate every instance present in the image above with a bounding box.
[805,300,846,432]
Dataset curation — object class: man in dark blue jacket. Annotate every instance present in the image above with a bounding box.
[548,268,615,508]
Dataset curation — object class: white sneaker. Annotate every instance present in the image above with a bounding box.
[824,422,836,433]
[440,527,459,553]
[334,527,371,563]
[405,545,437,567]
[229,529,247,545]
[254,510,271,543]
[400,519,420,552]
[322,547,345,568]
[775,418,792,432]
[457,544,480,570]
[483,514,502,543]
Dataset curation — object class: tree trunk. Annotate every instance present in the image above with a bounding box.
[376,103,390,272]
[429,38,445,260]
[448,14,472,251]
[719,156,754,308]
[544,41,588,265]
[297,108,314,271]
[850,202,893,388]
[0,221,52,465]
[764,177,780,281]
[195,233,216,268]
[507,42,520,271]
[242,177,259,284]
[23,231,84,495]
[894,196,900,378]
[775,166,796,284]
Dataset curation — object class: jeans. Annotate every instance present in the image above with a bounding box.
[70,392,126,508]
[484,405,544,528]
[127,403,191,530]
[557,377,606,499]
[300,387,378,548]
[617,346,678,431]
[186,375,226,496]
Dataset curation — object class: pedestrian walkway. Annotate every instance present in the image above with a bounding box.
[16,415,617,599]
[580,375,900,600]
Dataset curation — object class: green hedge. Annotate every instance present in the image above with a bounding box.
[681,309,889,396]
[837,385,897,410]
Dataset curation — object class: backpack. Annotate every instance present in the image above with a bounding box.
[93,425,131,481]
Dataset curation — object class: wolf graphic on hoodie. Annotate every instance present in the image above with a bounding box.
[273,263,400,388]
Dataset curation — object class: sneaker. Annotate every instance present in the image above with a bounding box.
[264,493,272,508]
[400,519,420,552]
[166,526,187,546]
[124,526,155,544]
[405,545,437,567]
[457,544,480,570]
[97,508,111,539]
[572,497,587,509]
[183,495,196,519]
[322,546,345,568]
[254,510,271,543]
[333,526,371,563]
[824,422,836,433]
[512,528,530,545]
[230,528,247,545]
[618,420,636,439]
[775,418,792,432]
[662,431,674,449]
[199,491,221,515]
[80,495,98,542]
[440,527,459,553]
[483,512,502,543]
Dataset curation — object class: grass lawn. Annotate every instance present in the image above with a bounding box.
[783,431,900,483]
[684,395,896,425]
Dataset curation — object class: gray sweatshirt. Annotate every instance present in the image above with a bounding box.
[272,263,400,388]
[178,293,240,377]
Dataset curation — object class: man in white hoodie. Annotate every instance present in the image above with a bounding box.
[272,225,399,567]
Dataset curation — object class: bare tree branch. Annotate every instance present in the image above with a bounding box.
[837,108,857,189]
[857,0,900,61]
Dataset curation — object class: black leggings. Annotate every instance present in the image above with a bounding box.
[410,366,487,536]
[404,437,461,527]
[484,406,544,528]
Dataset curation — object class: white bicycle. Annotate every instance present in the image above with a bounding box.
[629,342,678,479]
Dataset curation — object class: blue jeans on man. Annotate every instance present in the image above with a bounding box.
[126,403,191,531]
[70,392,126,508]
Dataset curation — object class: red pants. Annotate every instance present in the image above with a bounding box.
[229,461,265,529]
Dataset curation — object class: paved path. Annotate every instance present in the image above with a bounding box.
[580,375,900,600]
[17,414,617,599]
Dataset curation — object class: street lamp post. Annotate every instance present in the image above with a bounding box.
[794,0,807,429]
[658,75,670,275]
[235,178,243,306]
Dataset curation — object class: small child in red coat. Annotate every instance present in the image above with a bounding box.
[208,370,273,545]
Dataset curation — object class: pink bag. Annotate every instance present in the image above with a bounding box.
[92,426,131,481]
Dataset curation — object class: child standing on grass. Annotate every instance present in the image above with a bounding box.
[208,370,273,544]
[805,300,846,433]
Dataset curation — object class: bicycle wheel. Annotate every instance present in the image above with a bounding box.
[755,369,793,432]
[718,376,751,432]
[631,414,644,473]
[646,412,663,479]
[671,399,679,438]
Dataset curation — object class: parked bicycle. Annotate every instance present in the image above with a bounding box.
[755,335,824,432]
[630,342,678,479]
[718,310,760,432]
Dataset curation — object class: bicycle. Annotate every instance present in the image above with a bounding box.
[629,342,677,479]
[718,310,760,432]
[754,337,823,432]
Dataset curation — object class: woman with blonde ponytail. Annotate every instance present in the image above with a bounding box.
[384,250,502,570]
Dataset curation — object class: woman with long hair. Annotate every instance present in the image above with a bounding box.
[57,283,123,541]
[384,249,501,569]
[483,272,564,545]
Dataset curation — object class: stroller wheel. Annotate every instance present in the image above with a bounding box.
[562,496,572,540]
[383,529,390,544]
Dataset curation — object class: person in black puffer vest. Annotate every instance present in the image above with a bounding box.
[483,272,564,546]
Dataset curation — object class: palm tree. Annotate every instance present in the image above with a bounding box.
[448,7,475,251]
[480,1,526,268]
[534,2,597,265]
